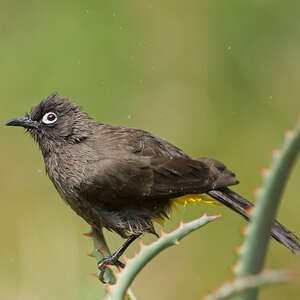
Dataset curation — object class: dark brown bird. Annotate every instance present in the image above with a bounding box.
[6,93,299,281]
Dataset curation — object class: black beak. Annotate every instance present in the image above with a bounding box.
[6,117,37,129]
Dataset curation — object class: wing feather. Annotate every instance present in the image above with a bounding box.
[77,126,238,208]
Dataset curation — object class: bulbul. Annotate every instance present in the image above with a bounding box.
[6,93,299,282]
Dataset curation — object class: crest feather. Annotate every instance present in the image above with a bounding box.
[30,92,81,121]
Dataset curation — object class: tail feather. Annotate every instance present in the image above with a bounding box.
[207,188,300,254]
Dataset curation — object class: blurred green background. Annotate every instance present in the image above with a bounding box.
[1,1,299,299]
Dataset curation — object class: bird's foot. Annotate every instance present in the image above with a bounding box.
[97,235,140,283]
[98,254,125,283]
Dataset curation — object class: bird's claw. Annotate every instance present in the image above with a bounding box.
[98,255,125,283]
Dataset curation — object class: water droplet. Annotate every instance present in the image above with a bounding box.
[112,12,116,17]
[227,45,232,51]
[119,26,123,30]
[128,115,132,119]
[85,9,89,14]
[37,169,42,173]
[269,95,273,100]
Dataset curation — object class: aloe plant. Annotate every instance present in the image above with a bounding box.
[233,118,300,299]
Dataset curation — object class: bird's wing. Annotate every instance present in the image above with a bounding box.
[117,129,239,197]
[77,126,238,207]
[78,156,238,209]
[148,156,238,198]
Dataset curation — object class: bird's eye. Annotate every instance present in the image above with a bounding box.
[42,112,58,125]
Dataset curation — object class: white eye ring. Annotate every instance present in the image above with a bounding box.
[42,112,58,125]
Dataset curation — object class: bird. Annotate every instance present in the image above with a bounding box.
[6,93,299,282]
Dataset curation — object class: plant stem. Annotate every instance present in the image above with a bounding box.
[204,270,291,300]
[106,214,220,300]
[234,120,300,300]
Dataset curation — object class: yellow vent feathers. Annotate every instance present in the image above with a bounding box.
[154,194,222,226]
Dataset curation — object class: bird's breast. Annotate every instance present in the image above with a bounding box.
[44,152,87,201]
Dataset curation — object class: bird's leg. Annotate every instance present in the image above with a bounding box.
[98,234,141,282]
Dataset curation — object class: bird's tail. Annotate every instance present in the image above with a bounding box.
[207,187,300,254]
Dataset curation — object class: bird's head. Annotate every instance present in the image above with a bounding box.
[6,93,95,154]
